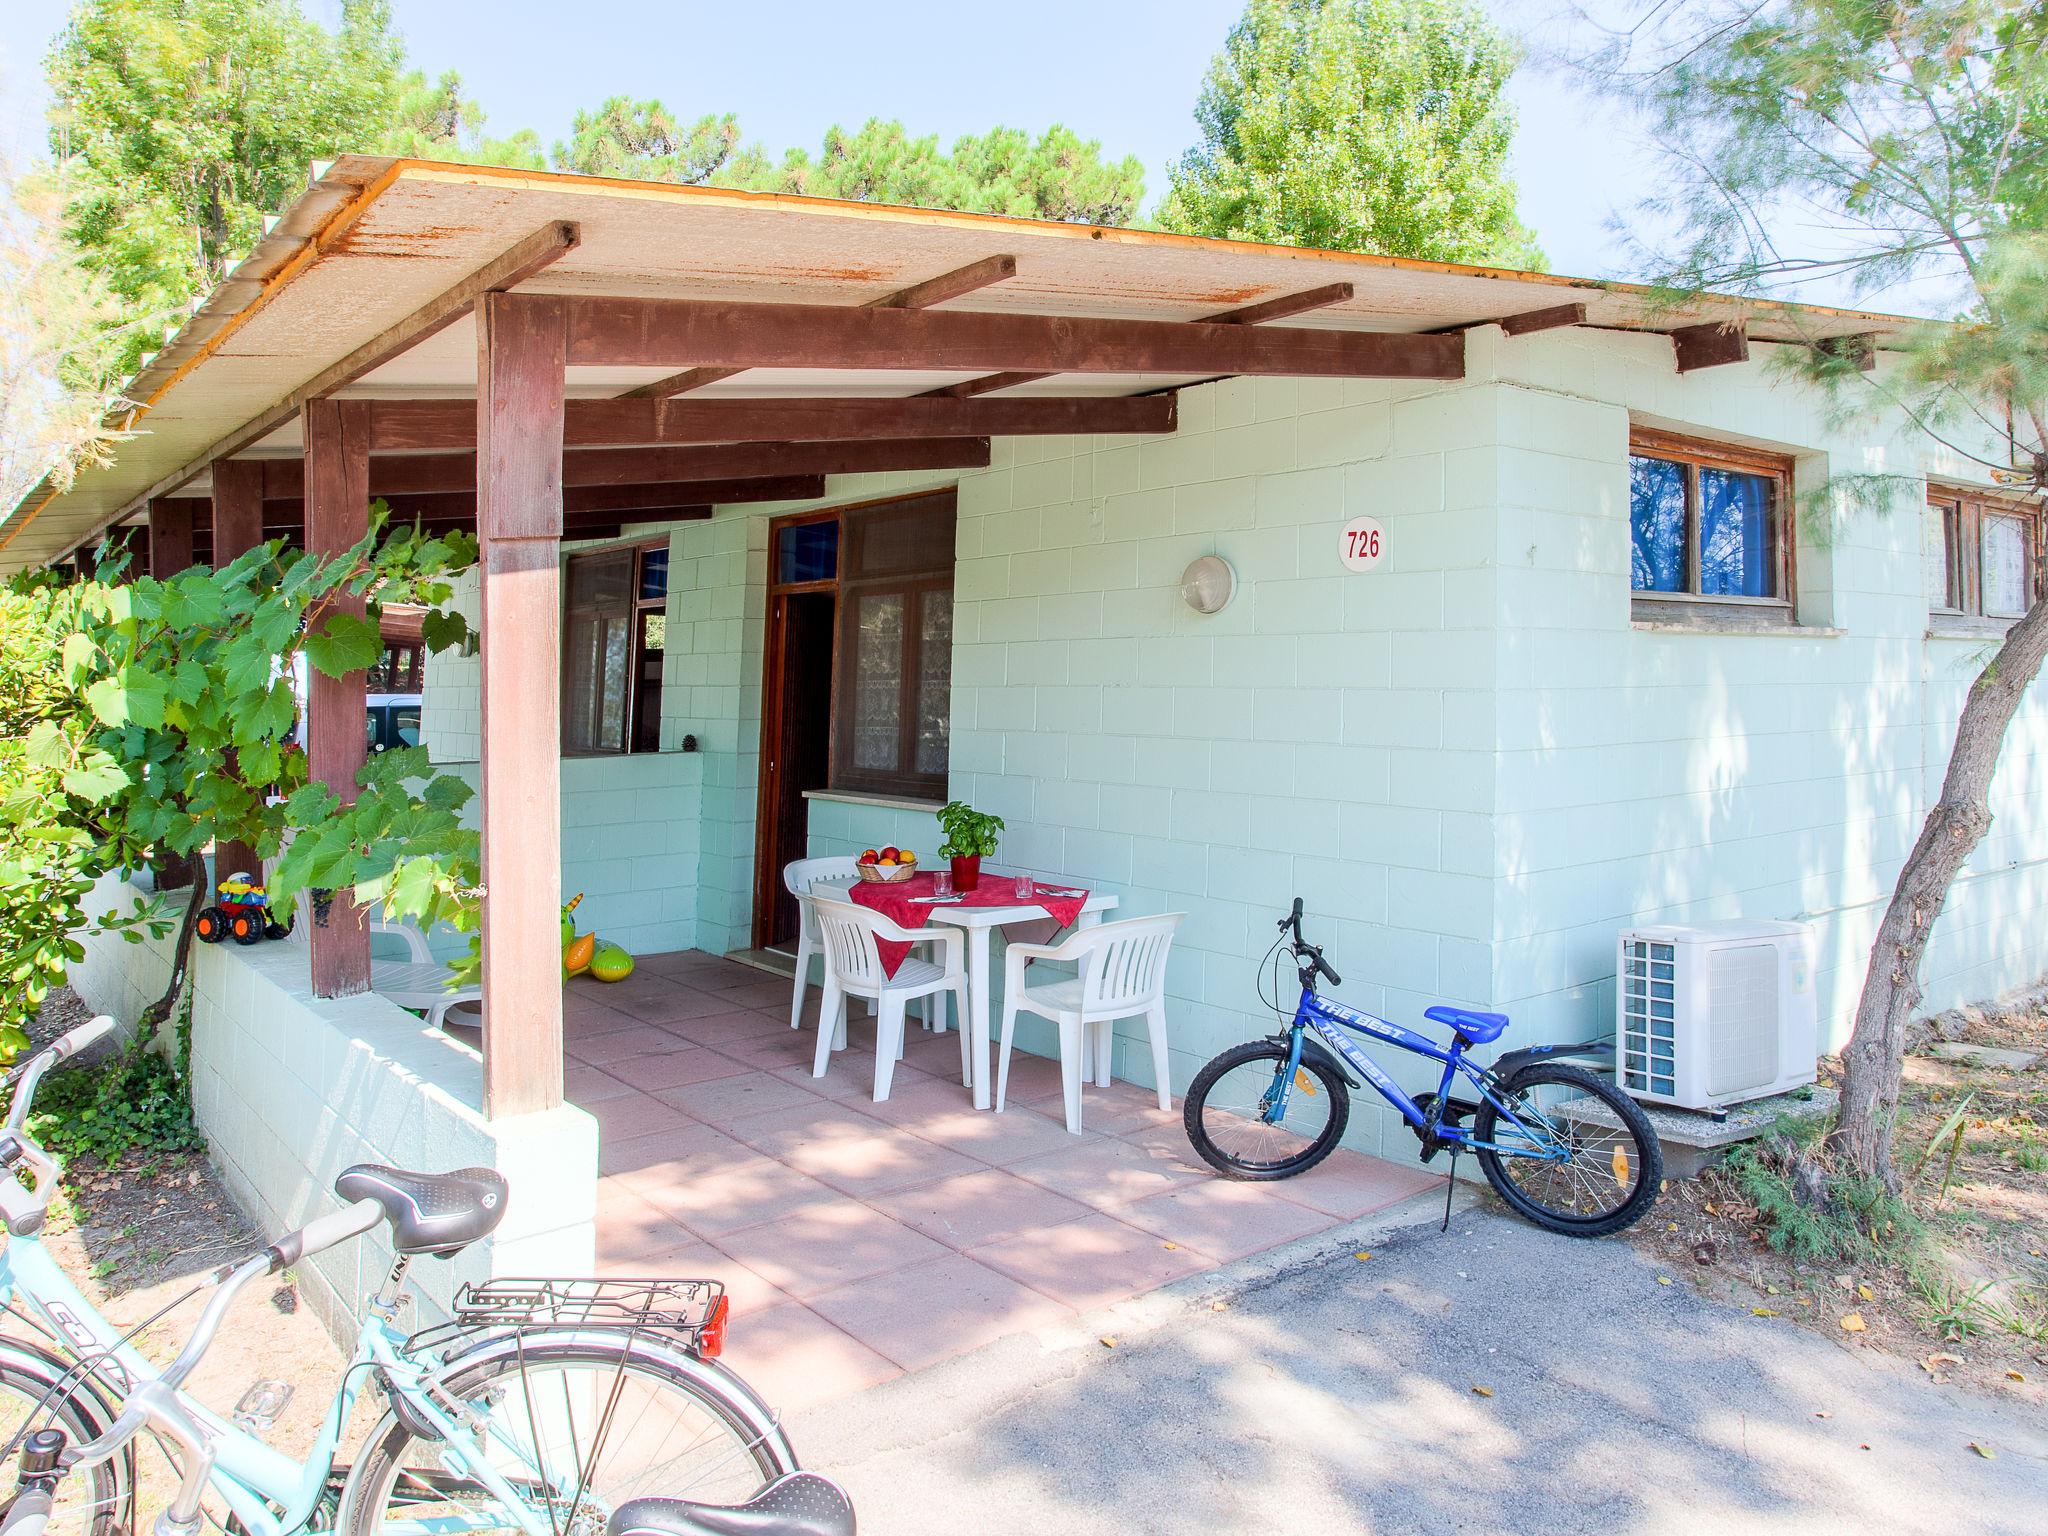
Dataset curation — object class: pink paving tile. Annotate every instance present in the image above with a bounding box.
[710,979,796,1011]
[1007,1135,1209,1209]
[655,1070,823,1121]
[911,1103,1106,1166]
[619,1047,753,1093]
[564,1062,638,1104]
[563,998,644,1035]
[966,1213,1216,1311]
[669,1011,794,1048]
[738,1109,981,1199]
[718,1302,900,1414]
[711,1198,951,1299]
[632,1149,842,1239]
[854,1076,984,1129]
[592,1180,699,1267]
[715,1029,826,1073]
[587,1091,697,1144]
[1055,1083,1180,1138]
[609,986,753,1026]
[768,1059,937,1103]
[1116,1176,1336,1263]
[806,1252,1074,1373]
[597,1120,734,1177]
[991,1050,1070,1103]
[568,1024,698,1067]
[865,1166,1094,1251]
[1262,1146,1441,1219]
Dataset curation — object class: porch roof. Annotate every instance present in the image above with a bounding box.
[2,154,1922,572]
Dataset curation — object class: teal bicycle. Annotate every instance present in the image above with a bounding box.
[0,1018,854,1536]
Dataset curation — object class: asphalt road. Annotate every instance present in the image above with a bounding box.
[793,1195,2048,1535]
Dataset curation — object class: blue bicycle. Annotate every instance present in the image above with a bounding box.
[1183,900,1661,1236]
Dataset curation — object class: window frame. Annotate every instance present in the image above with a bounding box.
[1628,427,1797,626]
[763,488,957,803]
[559,537,670,757]
[1926,483,2042,634]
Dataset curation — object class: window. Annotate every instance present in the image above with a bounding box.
[1927,486,2040,628]
[1628,429,1794,622]
[767,490,956,800]
[367,640,422,693]
[562,540,668,754]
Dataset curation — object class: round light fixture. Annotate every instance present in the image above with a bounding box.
[1180,554,1238,615]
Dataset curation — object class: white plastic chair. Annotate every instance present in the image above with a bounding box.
[784,857,944,1033]
[810,896,970,1102]
[370,919,480,1031]
[284,911,480,1030]
[784,856,861,1029]
[997,913,1184,1134]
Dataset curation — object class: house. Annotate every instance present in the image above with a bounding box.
[21,157,2045,1347]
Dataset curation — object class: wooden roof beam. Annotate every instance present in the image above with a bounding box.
[1428,302,1588,337]
[1671,320,1750,372]
[564,292,1457,379]
[364,391,1177,451]
[254,437,988,498]
[627,254,1020,400]
[929,279,1362,399]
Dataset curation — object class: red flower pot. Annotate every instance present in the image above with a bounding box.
[950,854,982,893]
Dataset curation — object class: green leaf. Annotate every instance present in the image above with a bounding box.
[419,608,469,655]
[304,612,383,678]
[61,632,98,683]
[83,666,167,729]
[61,760,130,802]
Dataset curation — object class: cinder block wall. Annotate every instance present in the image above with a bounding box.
[71,878,599,1343]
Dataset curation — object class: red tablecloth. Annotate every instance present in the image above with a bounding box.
[846,872,1090,976]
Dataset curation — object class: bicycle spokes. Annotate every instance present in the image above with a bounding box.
[1200,1056,1335,1170]
[1494,1081,1642,1221]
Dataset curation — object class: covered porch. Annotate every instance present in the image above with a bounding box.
[567,951,1433,1411]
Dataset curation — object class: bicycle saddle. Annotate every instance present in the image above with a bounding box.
[333,1164,508,1258]
[1423,1005,1510,1045]
[607,1475,856,1536]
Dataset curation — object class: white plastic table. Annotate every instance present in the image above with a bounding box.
[926,886,1119,1109]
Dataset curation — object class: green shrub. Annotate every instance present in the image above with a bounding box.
[1721,1124,1922,1265]
[30,1003,202,1168]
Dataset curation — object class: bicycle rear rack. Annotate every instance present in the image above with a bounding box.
[405,1276,727,1355]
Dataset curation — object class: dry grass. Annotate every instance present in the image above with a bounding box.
[1633,1015,2048,1405]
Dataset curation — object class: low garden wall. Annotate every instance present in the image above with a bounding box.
[69,877,598,1342]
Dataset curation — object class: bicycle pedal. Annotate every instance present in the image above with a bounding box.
[231,1379,293,1433]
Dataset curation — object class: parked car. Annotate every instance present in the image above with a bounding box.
[367,693,422,753]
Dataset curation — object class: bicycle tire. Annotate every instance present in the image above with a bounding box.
[1183,1039,1350,1180]
[340,1335,797,1536]
[1472,1063,1662,1237]
[0,1346,132,1536]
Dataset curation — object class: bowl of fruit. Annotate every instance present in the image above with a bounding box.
[856,846,919,883]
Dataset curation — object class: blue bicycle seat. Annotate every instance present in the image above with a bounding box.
[1424,1005,1510,1044]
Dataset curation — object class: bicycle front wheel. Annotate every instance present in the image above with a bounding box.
[1183,1039,1349,1180]
[0,1345,131,1536]
[341,1337,797,1536]
[1472,1063,1662,1237]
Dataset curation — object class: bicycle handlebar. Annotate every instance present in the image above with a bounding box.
[1276,899,1341,987]
[1,1485,51,1536]
[6,1018,118,1132]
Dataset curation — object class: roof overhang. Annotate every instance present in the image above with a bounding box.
[1,156,1924,572]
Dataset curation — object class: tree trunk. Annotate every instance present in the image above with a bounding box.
[139,880,206,1036]
[1830,592,2048,1187]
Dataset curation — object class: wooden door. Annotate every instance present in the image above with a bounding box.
[752,589,836,949]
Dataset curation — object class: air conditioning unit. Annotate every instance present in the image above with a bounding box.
[1617,920,1818,1111]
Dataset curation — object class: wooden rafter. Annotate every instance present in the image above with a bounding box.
[562,292,1458,378]
[252,437,987,498]
[77,222,582,553]
[363,391,1176,450]
[1429,302,1588,337]
[624,254,1020,400]
[926,280,1360,399]
[1671,320,1750,372]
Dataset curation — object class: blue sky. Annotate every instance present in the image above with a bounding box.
[0,0,1897,307]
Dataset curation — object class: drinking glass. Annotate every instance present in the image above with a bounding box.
[1012,873,1035,900]
[932,870,953,897]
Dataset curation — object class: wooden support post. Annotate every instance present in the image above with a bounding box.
[476,292,567,1118]
[301,399,374,998]
[146,499,194,579]
[210,458,267,892]
[143,500,200,889]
